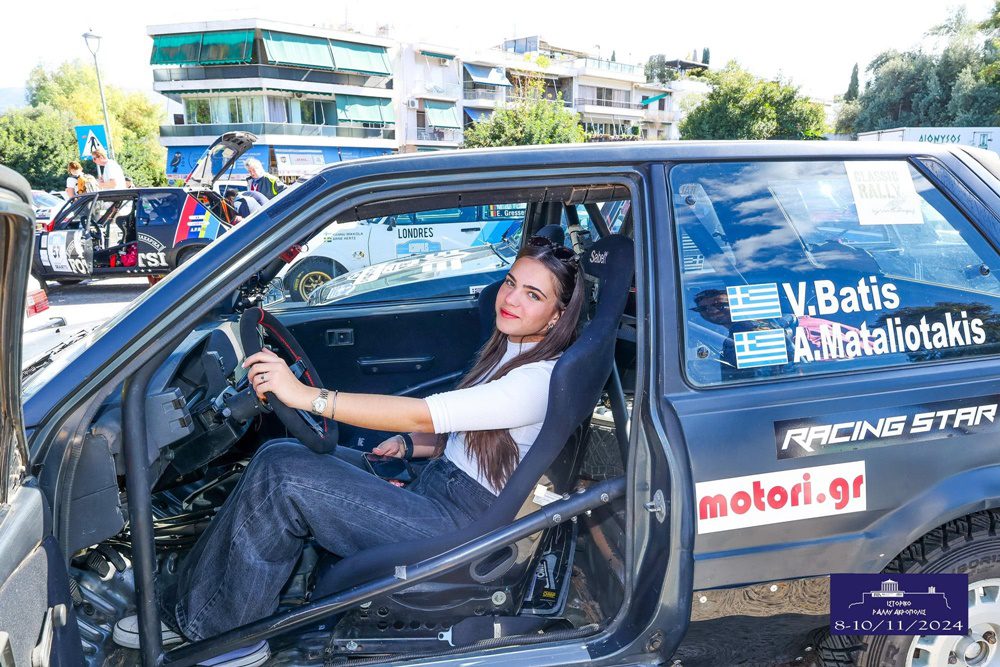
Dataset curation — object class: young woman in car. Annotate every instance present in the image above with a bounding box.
[113,237,584,665]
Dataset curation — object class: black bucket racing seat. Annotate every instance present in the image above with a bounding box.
[313,234,634,629]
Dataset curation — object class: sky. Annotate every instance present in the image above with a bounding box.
[2,0,996,102]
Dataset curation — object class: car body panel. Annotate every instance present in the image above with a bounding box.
[185,131,259,191]
[19,141,1000,666]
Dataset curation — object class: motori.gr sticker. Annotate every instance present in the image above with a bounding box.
[830,573,967,635]
[775,395,1000,459]
[696,461,866,534]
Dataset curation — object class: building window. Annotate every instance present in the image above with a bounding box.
[185,98,211,124]
[267,96,290,123]
[659,97,667,111]
[299,100,324,125]
[228,98,244,123]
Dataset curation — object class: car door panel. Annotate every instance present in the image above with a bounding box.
[274,297,481,397]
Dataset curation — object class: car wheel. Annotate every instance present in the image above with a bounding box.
[175,247,200,268]
[285,257,345,302]
[818,511,1000,667]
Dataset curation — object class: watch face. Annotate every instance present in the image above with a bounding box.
[313,398,327,412]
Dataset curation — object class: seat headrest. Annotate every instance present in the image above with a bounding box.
[535,224,565,245]
[581,234,633,285]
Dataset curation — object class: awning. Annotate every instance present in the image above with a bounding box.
[198,30,254,65]
[329,41,392,76]
[420,50,455,60]
[641,92,669,106]
[464,108,490,123]
[463,63,512,87]
[150,33,203,66]
[262,31,334,69]
[424,101,461,128]
[336,95,394,123]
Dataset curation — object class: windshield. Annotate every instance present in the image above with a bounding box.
[33,192,62,209]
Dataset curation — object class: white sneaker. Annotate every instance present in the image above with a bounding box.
[197,641,270,666]
[112,615,183,649]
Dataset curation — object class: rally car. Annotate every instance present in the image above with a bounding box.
[10,140,1000,667]
[32,132,256,285]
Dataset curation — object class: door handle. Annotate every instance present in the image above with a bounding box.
[461,227,481,233]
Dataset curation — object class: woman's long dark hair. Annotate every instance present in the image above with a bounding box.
[456,240,585,491]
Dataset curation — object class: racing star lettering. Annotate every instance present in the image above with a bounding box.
[695,461,867,533]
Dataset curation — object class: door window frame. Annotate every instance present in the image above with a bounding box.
[665,156,1000,390]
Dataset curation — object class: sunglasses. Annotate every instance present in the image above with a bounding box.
[527,236,578,263]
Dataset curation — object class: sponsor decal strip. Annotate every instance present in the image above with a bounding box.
[696,461,866,534]
[775,395,1000,459]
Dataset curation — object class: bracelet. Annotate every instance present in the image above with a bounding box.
[330,389,339,419]
[395,434,408,459]
[399,432,414,459]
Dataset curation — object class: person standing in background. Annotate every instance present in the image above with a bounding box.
[245,158,286,200]
[65,161,83,198]
[92,147,126,190]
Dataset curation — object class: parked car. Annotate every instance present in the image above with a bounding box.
[31,132,257,286]
[31,189,66,232]
[10,141,1000,667]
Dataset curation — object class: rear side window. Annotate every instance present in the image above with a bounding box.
[672,160,1000,386]
[139,192,181,226]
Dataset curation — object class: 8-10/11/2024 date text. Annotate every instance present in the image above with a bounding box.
[832,620,964,633]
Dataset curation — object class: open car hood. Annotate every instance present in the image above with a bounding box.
[185,131,259,190]
[0,166,35,454]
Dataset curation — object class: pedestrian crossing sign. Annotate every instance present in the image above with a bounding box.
[75,125,108,158]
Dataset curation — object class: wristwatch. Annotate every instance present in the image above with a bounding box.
[311,388,330,416]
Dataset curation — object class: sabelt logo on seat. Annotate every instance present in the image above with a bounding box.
[696,461,866,534]
[589,250,608,264]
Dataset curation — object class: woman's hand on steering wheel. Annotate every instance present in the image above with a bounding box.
[244,348,315,411]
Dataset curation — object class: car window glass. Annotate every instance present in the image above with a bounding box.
[267,202,531,308]
[672,160,1000,387]
[54,197,95,229]
[139,192,181,226]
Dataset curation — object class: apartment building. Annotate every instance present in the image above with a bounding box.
[148,22,709,179]
[148,20,398,184]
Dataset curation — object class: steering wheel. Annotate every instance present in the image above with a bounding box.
[238,307,339,454]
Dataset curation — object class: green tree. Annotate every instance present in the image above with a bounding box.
[834,99,861,135]
[679,62,826,140]
[702,47,711,65]
[610,50,616,62]
[644,54,678,84]
[462,78,586,148]
[845,63,859,101]
[0,105,78,191]
[26,60,166,185]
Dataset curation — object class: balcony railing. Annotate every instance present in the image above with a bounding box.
[507,95,573,107]
[153,64,391,89]
[160,122,395,140]
[463,87,505,102]
[416,80,463,98]
[416,127,463,142]
[578,58,641,76]
[575,97,644,111]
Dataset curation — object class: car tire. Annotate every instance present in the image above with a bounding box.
[175,247,201,268]
[818,510,1000,667]
[285,257,345,302]
[55,279,83,286]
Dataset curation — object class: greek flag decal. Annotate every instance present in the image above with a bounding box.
[727,283,782,321]
[733,329,788,368]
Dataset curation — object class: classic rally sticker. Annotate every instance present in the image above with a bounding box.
[47,231,72,273]
[173,196,222,245]
[728,283,782,321]
[696,461,866,534]
[844,161,923,226]
[138,233,166,253]
[733,329,788,368]
[775,395,1000,459]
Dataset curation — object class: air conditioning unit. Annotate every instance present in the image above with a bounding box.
[437,58,449,67]
[406,99,419,110]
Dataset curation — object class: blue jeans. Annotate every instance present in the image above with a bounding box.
[167,439,495,641]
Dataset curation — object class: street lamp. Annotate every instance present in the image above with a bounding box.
[82,30,114,159]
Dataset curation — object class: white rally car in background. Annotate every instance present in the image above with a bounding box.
[278,203,527,301]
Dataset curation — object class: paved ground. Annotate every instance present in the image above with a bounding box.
[23,277,149,361]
